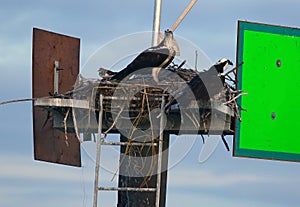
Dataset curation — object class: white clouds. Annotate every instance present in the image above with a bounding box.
[166,163,300,207]
[0,154,84,182]
[0,152,120,185]
[0,154,87,207]
[169,167,271,188]
[0,153,120,207]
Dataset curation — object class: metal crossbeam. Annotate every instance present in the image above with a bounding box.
[98,187,157,192]
[155,96,165,207]
[101,142,157,146]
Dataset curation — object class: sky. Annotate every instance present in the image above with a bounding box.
[1,0,300,206]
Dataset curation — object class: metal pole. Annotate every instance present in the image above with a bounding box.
[93,94,103,207]
[155,96,166,207]
[152,0,162,46]
[54,60,59,94]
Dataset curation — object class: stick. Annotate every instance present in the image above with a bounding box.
[103,105,124,134]
[223,92,248,105]
[200,134,205,144]
[221,135,230,151]
[222,61,244,77]
[72,109,82,144]
[63,109,71,147]
[170,0,198,32]
[0,98,37,105]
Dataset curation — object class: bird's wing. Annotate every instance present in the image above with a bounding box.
[110,46,173,81]
[98,68,116,78]
[127,46,172,69]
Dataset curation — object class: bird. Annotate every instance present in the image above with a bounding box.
[164,58,233,110]
[212,58,233,84]
[109,29,179,83]
[187,58,233,100]
[98,67,117,79]
[213,58,233,74]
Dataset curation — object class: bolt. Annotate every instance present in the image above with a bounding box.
[271,112,276,120]
[276,60,281,67]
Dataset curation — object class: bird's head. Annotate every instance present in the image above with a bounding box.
[215,58,233,73]
[162,29,180,56]
[164,29,173,37]
[163,29,174,46]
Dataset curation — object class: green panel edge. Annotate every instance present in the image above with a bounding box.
[234,20,300,162]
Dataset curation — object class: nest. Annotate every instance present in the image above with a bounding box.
[61,63,244,138]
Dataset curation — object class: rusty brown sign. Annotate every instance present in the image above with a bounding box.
[32,28,81,167]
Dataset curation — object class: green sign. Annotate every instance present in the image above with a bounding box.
[234,21,300,162]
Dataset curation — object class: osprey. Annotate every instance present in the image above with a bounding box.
[187,58,233,100]
[213,58,233,73]
[109,30,178,82]
[98,67,117,79]
[212,58,233,84]
[164,58,233,110]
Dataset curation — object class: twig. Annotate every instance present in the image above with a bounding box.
[224,82,236,91]
[228,90,243,94]
[223,92,248,105]
[63,109,70,147]
[221,135,230,151]
[104,105,124,134]
[42,111,52,128]
[178,60,186,70]
[200,134,205,144]
[225,75,236,83]
[145,87,155,142]
[201,112,211,132]
[222,61,244,77]
[185,111,200,128]
[0,98,37,105]
[72,109,82,144]
[232,99,242,122]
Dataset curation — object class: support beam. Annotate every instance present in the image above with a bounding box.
[117,133,170,207]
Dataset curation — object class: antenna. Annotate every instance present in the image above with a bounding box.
[195,50,198,71]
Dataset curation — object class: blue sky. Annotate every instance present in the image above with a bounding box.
[1,0,300,206]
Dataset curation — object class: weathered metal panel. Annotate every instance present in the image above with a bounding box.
[32,28,81,167]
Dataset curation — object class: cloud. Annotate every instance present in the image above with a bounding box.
[0,152,124,207]
[0,154,83,182]
[168,167,272,188]
[166,164,300,207]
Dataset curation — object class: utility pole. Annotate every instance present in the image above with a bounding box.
[152,0,162,46]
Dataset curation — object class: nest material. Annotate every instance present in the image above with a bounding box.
[61,63,243,134]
